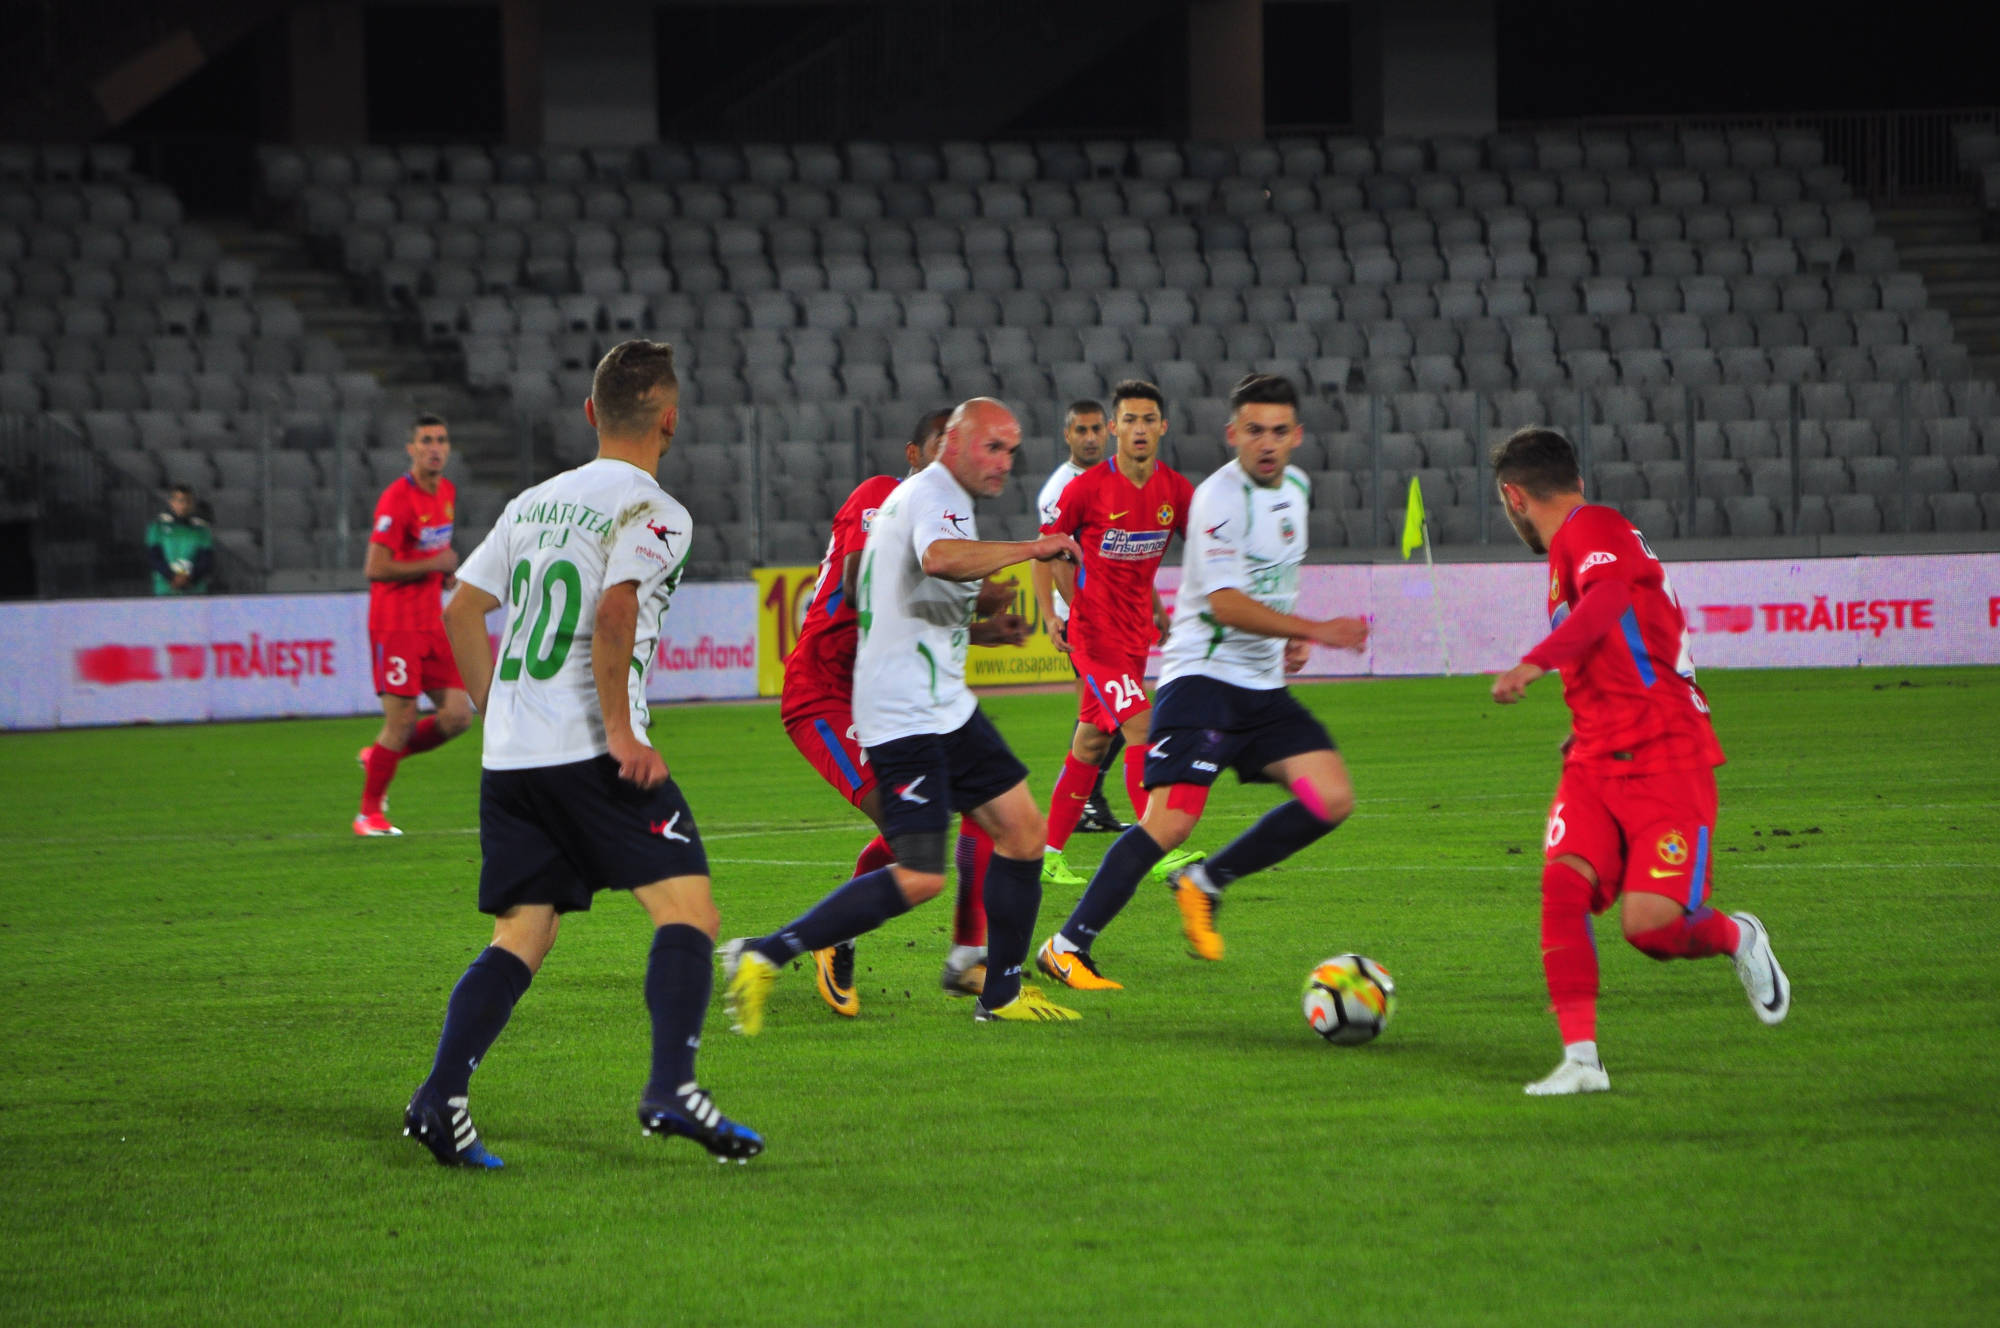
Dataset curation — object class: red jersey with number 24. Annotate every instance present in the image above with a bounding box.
[1540,504,1723,775]
[782,474,900,721]
[1042,459,1192,660]
[368,474,456,634]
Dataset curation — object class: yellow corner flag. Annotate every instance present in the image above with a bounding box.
[1399,475,1426,560]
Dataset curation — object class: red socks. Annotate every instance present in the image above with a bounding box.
[1044,754,1098,852]
[1122,744,1150,821]
[360,719,457,813]
[1627,908,1741,962]
[953,821,991,946]
[1540,861,1600,1045]
[404,717,449,755]
[854,834,895,877]
[360,743,402,815]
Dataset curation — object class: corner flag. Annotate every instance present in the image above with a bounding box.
[1399,475,1426,559]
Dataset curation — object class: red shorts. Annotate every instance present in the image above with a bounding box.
[784,704,875,808]
[1074,649,1152,733]
[372,629,463,698]
[1543,763,1719,913]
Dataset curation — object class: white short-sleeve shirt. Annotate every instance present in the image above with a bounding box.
[456,458,691,769]
[1036,458,1086,623]
[851,461,983,746]
[1158,458,1311,691]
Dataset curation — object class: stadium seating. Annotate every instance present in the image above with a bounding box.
[7,130,2000,589]
[237,126,2000,557]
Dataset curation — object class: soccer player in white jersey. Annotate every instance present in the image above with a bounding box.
[723,398,1087,1029]
[401,341,762,1168]
[1031,400,1125,845]
[1036,374,1369,985]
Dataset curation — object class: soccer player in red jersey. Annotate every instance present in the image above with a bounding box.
[1037,380,1203,888]
[1489,427,1790,1096]
[354,413,474,836]
[781,408,1029,1014]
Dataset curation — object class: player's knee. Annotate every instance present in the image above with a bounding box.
[1623,924,1681,962]
[891,868,946,906]
[683,899,720,939]
[438,703,474,736]
[1072,728,1109,763]
[1620,893,1685,959]
[1140,807,1195,851]
[1294,777,1352,825]
[1540,859,1596,909]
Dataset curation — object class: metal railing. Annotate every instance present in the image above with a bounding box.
[12,361,1998,601]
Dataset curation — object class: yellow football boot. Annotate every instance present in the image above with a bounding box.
[721,939,779,1036]
[812,943,859,1017]
[1169,868,1225,961]
[1035,936,1123,990]
[974,984,1082,1022]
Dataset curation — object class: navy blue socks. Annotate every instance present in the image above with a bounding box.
[422,945,533,1099]
[754,866,909,966]
[978,853,1045,1009]
[643,924,713,1100]
[1061,825,1167,949]
[1203,799,1340,889]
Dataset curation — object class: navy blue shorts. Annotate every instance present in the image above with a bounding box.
[478,755,709,915]
[1143,675,1335,789]
[865,707,1030,842]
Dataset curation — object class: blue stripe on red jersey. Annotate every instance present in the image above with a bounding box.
[1618,607,1658,687]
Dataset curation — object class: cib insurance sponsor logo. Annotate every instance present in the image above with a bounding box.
[74,634,338,686]
[1693,598,1938,637]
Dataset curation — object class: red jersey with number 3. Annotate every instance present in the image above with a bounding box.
[782,474,900,721]
[1041,459,1192,660]
[1542,504,1723,775]
[368,474,456,634]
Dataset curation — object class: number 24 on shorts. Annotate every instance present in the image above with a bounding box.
[1106,674,1145,711]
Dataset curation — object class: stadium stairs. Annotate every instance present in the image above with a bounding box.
[1876,202,2000,376]
[206,218,520,591]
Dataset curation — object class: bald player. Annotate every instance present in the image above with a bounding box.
[723,399,1086,1029]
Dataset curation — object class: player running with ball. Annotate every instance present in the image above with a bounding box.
[1036,374,1368,991]
[781,407,1029,1015]
[1489,426,1790,1096]
[725,398,1085,1029]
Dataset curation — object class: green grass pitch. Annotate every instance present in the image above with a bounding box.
[3,668,1998,1326]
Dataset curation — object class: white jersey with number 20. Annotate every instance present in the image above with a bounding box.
[456,457,691,770]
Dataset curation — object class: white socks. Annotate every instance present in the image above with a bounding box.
[1564,1040,1601,1068]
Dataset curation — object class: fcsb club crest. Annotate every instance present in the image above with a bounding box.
[1656,831,1689,866]
[1156,503,1174,526]
[1549,573,1562,602]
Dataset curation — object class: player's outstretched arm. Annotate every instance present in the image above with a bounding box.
[443,583,501,713]
[1492,577,1633,704]
[969,613,1031,647]
[1207,588,1369,651]
[1030,560,1067,651]
[365,542,458,583]
[921,532,1081,583]
[593,581,667,789]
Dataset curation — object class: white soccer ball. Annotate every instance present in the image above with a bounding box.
[1302,954,1395,1045]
